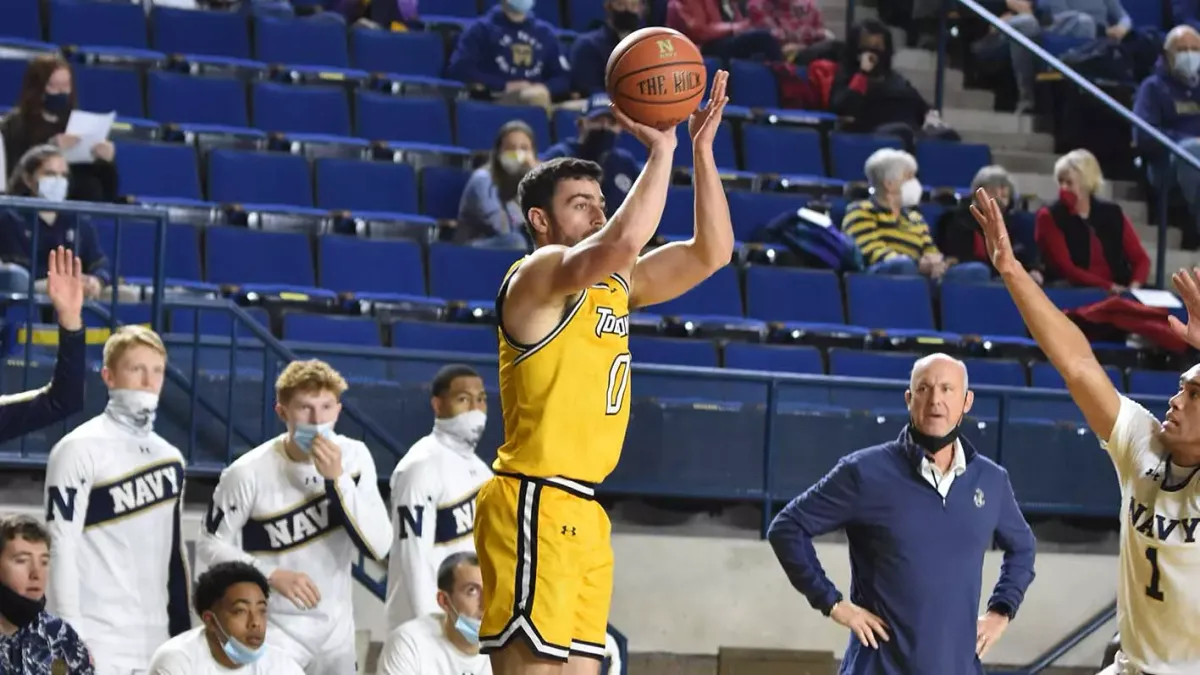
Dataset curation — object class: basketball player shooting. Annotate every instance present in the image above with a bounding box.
[473,70,732,675]
[972,190,1200,674]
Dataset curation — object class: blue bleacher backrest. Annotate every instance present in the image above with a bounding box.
[420,166,470,219]
[92,220,204,281]
[50,0,149,49]
[915,141,992,189]
[0,59,29,106]
[205,227,315,286]
[940,283,1028,337]
[1030,362,1124,391]
[455,101,552,151]
[829,349,914,381]
[742,126,824,176]
[207,149,313,207]
[1045,287,1107,310]
[356,93,453,145]
[351,29,445,79]
[314,158,417,214]
[647,266,742,316]
[283,313,381,346]
[630,336,718,367]
[428,244,521,301]
[254,16,350,68]
[147,71,248,127]
[2,1,42,41]
[567,0,606,31]
[151,6,251,60]
[829,133,905,181]
[744,267,845,324]
[252,82,351,136]
[725,343,823,374]
[551,108,579,142]
[1128,369,1180,397]
[424,0,480,18]
[1125,1,1163,28]
[75,66,144,118]
[727,191,809,242]
[391,320,494,354]
[115,141,202,201]
[169,306,270,337]
[728,60,779,108]
[963,358,1026,388]
[318,235,425,295]
[845,273,936,331]
[672,121,737,169]
[658,186,695,239]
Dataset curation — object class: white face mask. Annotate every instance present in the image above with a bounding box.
[37,175,67,202]
[900,177,923,207]
[434,410,487,450]
[499,150,530,175]
[1175,50,1200,81]
[106,389,159,434]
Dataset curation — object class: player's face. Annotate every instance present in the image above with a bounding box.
[0,536,49,601]
[278,388,341,429]
[1161,365,1200,453]
[210,582,268,649]
[434,375,487,419]
[102,344,167,394]
[439,563,484,620]
[540,178,606,247]
[905,357,973,438]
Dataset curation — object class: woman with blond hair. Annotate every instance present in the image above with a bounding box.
[1034,149,1150,292]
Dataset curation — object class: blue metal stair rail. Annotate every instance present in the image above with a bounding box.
[987,600,1117,675]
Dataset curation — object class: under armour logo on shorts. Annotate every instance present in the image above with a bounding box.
[561,525,576,536]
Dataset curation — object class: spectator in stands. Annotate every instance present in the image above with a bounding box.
[0,55,118,203]
[0,146,108,299]
[1035,149,1150,292]
[0,514,96,674]
[843,148,991,283]
[446,1,569,110]
[541,94,639,217]
[1006,0,1132,113]
[1134,25,1200,250]
[666,0,785,62]
[456,121,537,249]
[935,165,1045,283]
[378,552,490,675]
[569,0,643,96]
[831,19,959,146]
[746,0,838,64]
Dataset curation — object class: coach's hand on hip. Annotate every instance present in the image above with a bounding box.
[976,610,1009,658]
[830,600,890,649]
[311,435,343,479]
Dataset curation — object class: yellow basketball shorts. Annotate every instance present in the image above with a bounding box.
[473,472,613,662]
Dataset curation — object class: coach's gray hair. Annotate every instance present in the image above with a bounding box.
[909,353,969,391]
[7,143,62,195]
[864,148,918,189]
[1165,24,1200,51]
[970,165,1016,196]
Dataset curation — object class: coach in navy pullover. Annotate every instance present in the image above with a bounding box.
[768,354,1036,675]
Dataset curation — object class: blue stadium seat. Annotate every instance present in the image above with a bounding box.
[169,306,270,337]
[50,0,150,49]
[314,158,418,215]
[115,141,203,202]
[207,149,313,207]
[566,0,606,31]
[728,59,779,108]
[629,337,718,367]
[742,126,825,176]
[1125,1,1163,29]
[827,348,914,412]
[829,133,905,181]
[455,101,552,151]
[1127,369,1179,397]
[91,221,207,286]
[420,166,470,219]
[656,186,695,239]
[350,28,445,78]
[252,82,351,136]
[318,235,434,301]
[744,267,865,332]
[147,71,248,127]
[940,283,1034,343]
[915,141,992,189]
[151,6,251,60]
[283,314,382,346]
[428,244,521,302]
[75,66,144,118]
[646,266,745,318]
[0,1,43,42]
[726,192,809,241]
[0,59,29,105]
[204,227,321,291]
[390,320,495,353]
[724,343,823,374]
[551,107,579,142]
[1045,287,1107,310]
[420,0,480,20]
[845,273,951,337]
[355,93,454,145]
[1026,362,1124,423]
[254,16,350,68]
[963,358,1026,387]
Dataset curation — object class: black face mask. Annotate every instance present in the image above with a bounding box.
[0,579,46,629]
[580,128,615,160]
[42,92,70,116]
[610,9,640,33]
[908,394,969,454]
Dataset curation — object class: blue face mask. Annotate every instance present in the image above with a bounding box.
[211,615,265,666]
[506,0,534,14]
[292,422,334,453]
[454,612,481,645]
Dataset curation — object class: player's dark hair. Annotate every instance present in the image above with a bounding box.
[431,364,481,398]
[517,157,604,238]
[193,561,270,614]
[437,552,480,593]
[0,514,49,556]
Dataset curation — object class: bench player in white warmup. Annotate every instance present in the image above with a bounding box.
[972,190,1200,674]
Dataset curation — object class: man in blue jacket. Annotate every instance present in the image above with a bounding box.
[569,0,643,97]
[768,353,1036,675]
[447,0,570,109]
[541,94,640,217]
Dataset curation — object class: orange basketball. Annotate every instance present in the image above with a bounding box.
[605,27,706,131]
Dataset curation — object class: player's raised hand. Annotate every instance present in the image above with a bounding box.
[976,611,1010,658]
[830,600,890,649]
[610,104,678,154]
[969,187,1018,275]
[269,569,322,611]
[1168,267,1200,350]
[311,435,343,480]
[46,246,84,331]
[689,69,729,146]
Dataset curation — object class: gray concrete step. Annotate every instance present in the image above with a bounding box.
[1012,171,1140,203]
[909,75,994,110]
[941,106,1035,134]
[991,148,1059,175]
[959,128,1055,153]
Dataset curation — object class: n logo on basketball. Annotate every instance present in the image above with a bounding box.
[656,39,674,58]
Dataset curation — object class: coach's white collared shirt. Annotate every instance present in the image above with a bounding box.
[919,439,967,501]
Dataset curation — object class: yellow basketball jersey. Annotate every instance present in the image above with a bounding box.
[495,260,632,484]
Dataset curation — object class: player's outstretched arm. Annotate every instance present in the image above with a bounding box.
[971,190,1120,442]
[629,70,735,309]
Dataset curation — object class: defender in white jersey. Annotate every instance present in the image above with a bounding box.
[148,561,304,675]
[386,365,492,629]
[44,326,190,674]
[973,190,1200,674]
[195,360,393,675]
